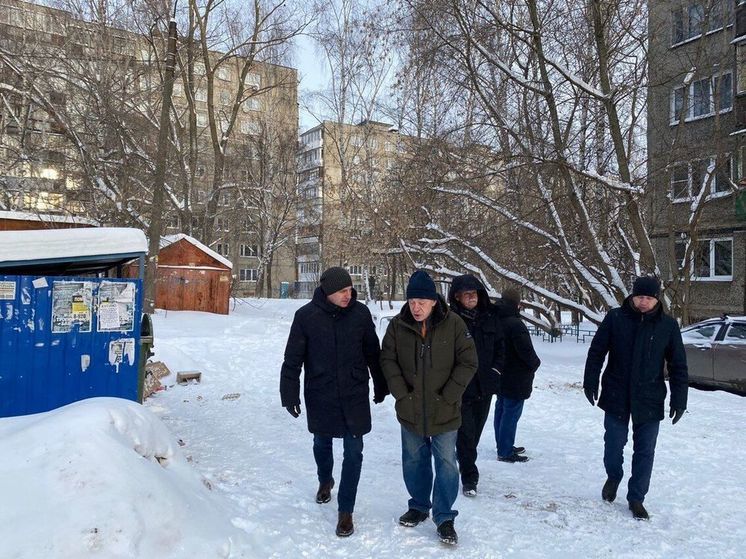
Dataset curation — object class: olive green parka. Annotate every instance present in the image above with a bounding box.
[380,296,478,436]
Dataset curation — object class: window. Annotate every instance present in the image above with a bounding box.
[300,262,320,274]
[693,238,733,279]
[670,163,690,199]
[682,323,720,342]
[242,97,261,112]
[196,112,208,127]
[688,4,704,37]
[239,268,258,282]
[244,73,261,89]
[348,265,362,275]
[714,156,733,194]
[692,77,711,117]
[240,120,260,135]
[714,72,732,112]
[670,72,733,123]
[217,67,230,81]
[724,323,746,341]
[738,44,746,94]
[670,156,733,200]
[195,88,207,102]
[194,63,206,76]
[215,243,230,256]
[240,244,258,257]
[220,90,231,105]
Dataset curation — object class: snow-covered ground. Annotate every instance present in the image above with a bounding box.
[2,298,745,558]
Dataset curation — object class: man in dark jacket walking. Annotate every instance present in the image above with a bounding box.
[447,274,505,497]
[280,266,388,537]
[381,270,477,546]
[494,287,541,463]
[583,276,688,520]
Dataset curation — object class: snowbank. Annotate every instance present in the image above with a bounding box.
[0,398,252,558]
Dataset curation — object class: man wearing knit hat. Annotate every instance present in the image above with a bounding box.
[280,266,389,537]
[381,270,477,545]
[583,275,688,520]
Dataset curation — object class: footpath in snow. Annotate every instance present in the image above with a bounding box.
[146,299,746,558]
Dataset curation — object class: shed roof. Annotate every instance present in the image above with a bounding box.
[0,227,148,275]
[160,234,233,270]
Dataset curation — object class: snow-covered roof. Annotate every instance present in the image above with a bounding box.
[0,210,99,226]
[160,233,233,270]
[0,227,147,275]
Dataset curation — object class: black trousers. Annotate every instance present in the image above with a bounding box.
[456,395,493,486]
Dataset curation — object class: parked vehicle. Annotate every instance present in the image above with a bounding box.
[681,316,746,395]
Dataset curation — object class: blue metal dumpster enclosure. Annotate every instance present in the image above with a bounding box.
[0,227,149,418]
[0,275,143,417]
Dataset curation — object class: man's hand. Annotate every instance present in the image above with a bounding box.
[286,404,301,418]
[584,386,597,406]
[669,408,684,425]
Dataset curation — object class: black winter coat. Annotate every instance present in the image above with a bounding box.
[447,275,505,400]
[495,299,541,400]
[280,287,388,437]
[583,297,688,424]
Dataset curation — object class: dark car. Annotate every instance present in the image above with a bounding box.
[681,316,746,395]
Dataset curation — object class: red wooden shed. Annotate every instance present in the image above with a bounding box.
[127,234,233,315]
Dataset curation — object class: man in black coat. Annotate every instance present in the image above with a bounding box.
[280,266,388,537]
[583,276,688,520]
[447,274,505,497]
[494,287,541,463]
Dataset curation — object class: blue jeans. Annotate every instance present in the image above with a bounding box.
[603,413,660,503]
[313,433,364,513]
[400,426,459,526]
[494,396,525,458]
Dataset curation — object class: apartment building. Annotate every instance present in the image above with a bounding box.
[0,0,298,297]
[296,120,407,299]
[647,0,746,320]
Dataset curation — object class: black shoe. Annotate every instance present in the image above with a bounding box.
[437,520,458,545]
[462,483,477,497]
[513,446,526,454]
[315,478,334,504]
[398,508,429,527]
[498,453,529,463]
[336,512,354,537]
[629,501,649,520]
[602,478,620,502]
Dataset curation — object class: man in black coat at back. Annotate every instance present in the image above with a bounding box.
[583,276,688,520]
[494,287,541,463]
[448,274,505,497]
[280,267,388,537]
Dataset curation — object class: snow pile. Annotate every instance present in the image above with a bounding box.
[0,397,252,559]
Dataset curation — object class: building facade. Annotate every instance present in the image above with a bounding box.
[296,120,408,299]
[648,0,746,320]
[0,0,298,298]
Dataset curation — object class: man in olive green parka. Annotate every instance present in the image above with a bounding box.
[381,270,477,545]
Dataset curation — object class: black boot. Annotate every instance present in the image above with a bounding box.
[315,478,334,504]
[498,453,528,463]
[398,508,429,527]
[628,500,649,520]
[437,520,458,545]
[336,512,354,537]
[602,478,620,502]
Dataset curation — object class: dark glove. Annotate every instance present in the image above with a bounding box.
[286,404,301,418]
[669,408,684,425]
[584,386,597,406]
[373,393,386,404]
